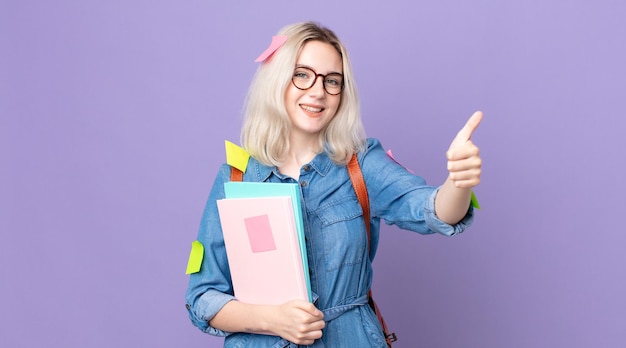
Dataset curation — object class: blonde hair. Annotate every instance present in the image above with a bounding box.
[241,22,366,166]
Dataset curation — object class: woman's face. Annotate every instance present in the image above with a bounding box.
[284,40,343,140]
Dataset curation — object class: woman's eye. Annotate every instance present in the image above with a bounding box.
[326,77,341,86]
[294,70,311,79]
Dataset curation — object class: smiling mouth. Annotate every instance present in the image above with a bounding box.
[300,104,324,113]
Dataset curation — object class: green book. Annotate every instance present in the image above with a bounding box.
[223,182,311,302]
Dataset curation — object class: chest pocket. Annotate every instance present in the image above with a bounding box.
[313,196,367,272]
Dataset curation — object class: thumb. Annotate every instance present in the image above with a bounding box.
[293,300,323,318]
[452,111,483,146]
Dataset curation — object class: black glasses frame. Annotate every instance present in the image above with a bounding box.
[291,66,344,95]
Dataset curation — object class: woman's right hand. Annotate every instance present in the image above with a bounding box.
[208,298,325,344]
[269,299,325,345]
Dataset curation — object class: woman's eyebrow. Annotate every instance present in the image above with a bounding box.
[295,64,343,75]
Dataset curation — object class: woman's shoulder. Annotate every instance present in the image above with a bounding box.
[353,138,394,174]
[229,157,274,182]
[359,137,412,174]
[365,137,383,149]
[359,138,386,159]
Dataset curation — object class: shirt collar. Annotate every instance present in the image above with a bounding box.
[307,150,333,176]
[248,150,334,181]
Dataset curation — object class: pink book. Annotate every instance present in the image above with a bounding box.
[216,196,308,305]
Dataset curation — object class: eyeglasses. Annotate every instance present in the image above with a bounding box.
[291,66,344,95]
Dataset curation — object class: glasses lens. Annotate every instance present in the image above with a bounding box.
[323,73,343,95]
[293,67,315,90]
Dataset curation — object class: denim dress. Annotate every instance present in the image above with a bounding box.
[186,138,474,347]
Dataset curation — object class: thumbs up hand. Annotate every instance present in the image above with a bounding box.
[446,111,482,189]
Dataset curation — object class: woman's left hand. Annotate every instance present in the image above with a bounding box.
[446,111,482,189]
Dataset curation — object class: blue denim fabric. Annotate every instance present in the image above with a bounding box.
[186,138,474,347]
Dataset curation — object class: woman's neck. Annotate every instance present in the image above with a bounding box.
[278,136,321,180]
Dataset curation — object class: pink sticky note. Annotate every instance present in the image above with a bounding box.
[244,214,277,253]
[387,149,415,174]
[254,36,288,62]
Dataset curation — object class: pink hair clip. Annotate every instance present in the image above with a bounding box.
[254,35,288,63]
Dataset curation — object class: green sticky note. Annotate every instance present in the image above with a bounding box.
[185,240,204,274]
[470,191,481,210]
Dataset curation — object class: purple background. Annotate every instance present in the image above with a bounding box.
[2,1,625,347]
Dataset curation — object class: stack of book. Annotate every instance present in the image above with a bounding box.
[216,182,311,305]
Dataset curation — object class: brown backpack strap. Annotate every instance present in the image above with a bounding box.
[346,154,397,347]
[347,154,370,239]
[230,167,243,182]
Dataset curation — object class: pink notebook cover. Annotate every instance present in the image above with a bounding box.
[216,196,308,305]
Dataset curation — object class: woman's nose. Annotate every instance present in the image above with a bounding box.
[308,75,326,97]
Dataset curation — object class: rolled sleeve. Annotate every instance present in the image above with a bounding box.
[186,290,236,336]
[423,187,474,237]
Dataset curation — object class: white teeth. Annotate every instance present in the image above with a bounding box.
[300,105,323,113]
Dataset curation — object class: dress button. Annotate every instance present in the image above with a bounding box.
[300,181,307,187]
[303,165,311,171]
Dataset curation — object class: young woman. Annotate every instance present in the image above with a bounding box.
[186,21,482,347]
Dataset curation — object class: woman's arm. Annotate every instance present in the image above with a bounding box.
[209,299,325,345]
[435,111,482,224]
[186,165,325,345]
